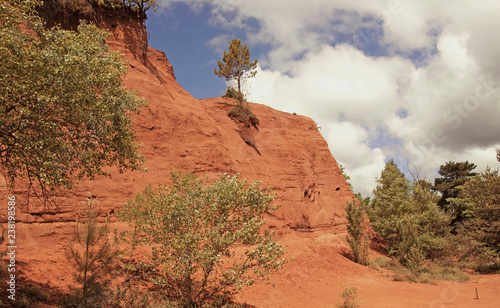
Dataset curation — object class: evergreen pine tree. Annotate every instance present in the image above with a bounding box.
[214,39,257,101]
[370,160,412,256]
[66,197,120,303]
[433,161,477,226]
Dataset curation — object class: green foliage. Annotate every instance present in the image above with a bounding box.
[370,256,469,284]
[339,164,353,191]
[118,172,287,307]
[65,196,120,304]
[214,39,257,100]
[370,161,412,256]
[344,201,369,265]
[122,0,157,17]
[370,161,450,269]
[47,0,157,17]
[336,285,361,308]
[454,169,500,271]
[223,87,244,101]
[0,1,146,201]
[98,0,124,10]
[433,161,477,225]
[408,182,451,259]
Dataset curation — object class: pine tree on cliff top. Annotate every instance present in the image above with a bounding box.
[214,38,257,100]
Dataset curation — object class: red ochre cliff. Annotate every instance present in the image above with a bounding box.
[12,7,355,230]
[2,8,499,308]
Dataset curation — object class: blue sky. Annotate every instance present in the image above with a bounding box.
[146,4,223,99]
[146,3,267,99]
[146,1,500,196]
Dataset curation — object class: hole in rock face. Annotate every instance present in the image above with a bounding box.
[335,187,340,191]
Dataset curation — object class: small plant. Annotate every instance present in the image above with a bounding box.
[336,285,361,308]
[223,87,244,101]
[65,196,120,306]
[339,164,353,191]
[345,200,370,265]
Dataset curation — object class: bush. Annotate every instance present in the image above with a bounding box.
[371,256,470,284]
[118,171,287,307]
[344,201,370,265]
[336,285,361,308]
[223,87,244,101]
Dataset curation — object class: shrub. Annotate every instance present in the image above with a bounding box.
[118,171,287,307]
[48,0,157,17]
[65,196,120,305]
[336,285,361,308]
[344,201,370,265]
[223,87,244,101]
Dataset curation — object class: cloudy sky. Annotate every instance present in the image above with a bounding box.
[146,0,500,196]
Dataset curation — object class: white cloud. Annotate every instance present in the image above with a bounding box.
[323,122,386,196]
[157,0,500,195]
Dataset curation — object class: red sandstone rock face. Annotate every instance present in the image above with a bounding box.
[5,9,355,230]
[3,11,500,308]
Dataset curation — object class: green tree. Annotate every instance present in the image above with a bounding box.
[454,169,500,269]
[0,0,145,201]
[433,161,477,225]
[66,197,120,305]
[344,200,370,265]
[118,172,286,307]
[408,182,450,259]
[370,160,412,256]
[214,38,257,101]
[370,161,450,267]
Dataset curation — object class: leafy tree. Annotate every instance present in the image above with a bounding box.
[433,161,477,225]
[454,169,500,269]
[66,197,120,304]
[408,182,450,259]
[370,161,450,267]
[0,0,145,202]
[118,172,286,307]
[369,160,412,256]
[344,200,369,265]
[214,38,257,101]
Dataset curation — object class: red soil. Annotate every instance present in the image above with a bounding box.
[1,9,499,307]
